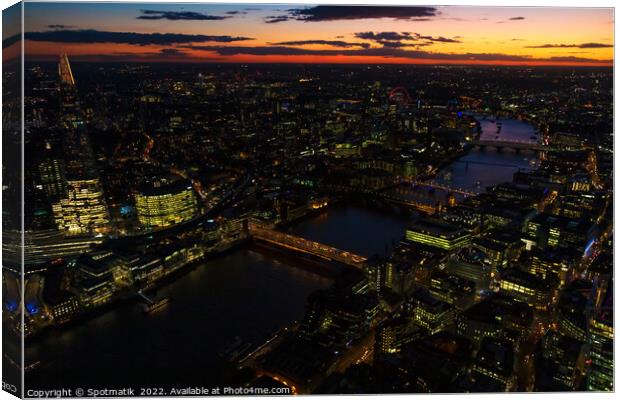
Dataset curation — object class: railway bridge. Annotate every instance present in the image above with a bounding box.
[248,223,367,269]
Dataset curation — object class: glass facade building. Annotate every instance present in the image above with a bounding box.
[134,180,199,229]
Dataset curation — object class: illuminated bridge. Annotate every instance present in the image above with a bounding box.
[248,223,367,269]
[375,193,439,214]
[375,181,475,214]
[403,180,477,197]
[471,139,552,151]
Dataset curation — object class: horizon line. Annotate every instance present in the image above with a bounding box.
[23,58,614,68]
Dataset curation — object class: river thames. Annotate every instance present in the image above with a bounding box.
[434,114,539,192]
[25,117,539,390]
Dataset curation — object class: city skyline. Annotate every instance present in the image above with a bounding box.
[8,3,614,66]
[2,2,614,397]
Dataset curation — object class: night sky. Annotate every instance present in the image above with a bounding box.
[6,3,615,65]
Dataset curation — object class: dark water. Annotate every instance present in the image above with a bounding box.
[476,116,538,143]
[25,248,333,389]
[287,205,412,258]
[435,149,538,193]
[434,116,540,192]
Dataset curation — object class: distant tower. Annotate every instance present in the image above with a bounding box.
[59,53,75,86]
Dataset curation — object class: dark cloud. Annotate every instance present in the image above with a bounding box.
[498,16,526,23]
[225,11,246,15]
[32,50,218,63]
[417,35,461,43]
[577,43,613,48]
[266,6,438,23]
[292,6,438,21]
[376,40,432,49]
[546,55,608,62]
[182,44,609,63]
[270,40,370,49]
[159,48,188,56]
[354,31,461,45]
[525,42,613,48]
[184,45,334,56]
[2,34,20,49]
[377,41,407,48]
[354,32,434,49]
[511,38,524,41]
[137,10,230,21]
[355,31,415,41]
[23,29,253,46]
[264,15,291,24]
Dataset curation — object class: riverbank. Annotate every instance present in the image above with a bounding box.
[22,238,250,342]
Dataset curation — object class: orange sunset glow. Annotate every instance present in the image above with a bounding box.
[9,3,614,65]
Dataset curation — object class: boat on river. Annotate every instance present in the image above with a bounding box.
[142,297,169,314]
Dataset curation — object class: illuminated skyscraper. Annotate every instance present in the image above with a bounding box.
[52,179,110,235]
[59,52,75,86]
[587,287,613,391]
[37,144,66,202]
[134,179,199,229]
[52,53,110,236]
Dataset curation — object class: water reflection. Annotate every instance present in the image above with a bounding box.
[436,116,540,192]
[288,205,412,258]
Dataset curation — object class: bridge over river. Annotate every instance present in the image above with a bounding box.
[248,222,367,269]
[470,138,556,152]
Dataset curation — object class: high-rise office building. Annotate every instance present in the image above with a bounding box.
[587,287,613,391]
[52,178,110,235]
[405,218,471,250]
[499,268,553,310]
[37,152,66,202]
[537,331,587,390]
[411,288,454,334]
[134,179,199,229]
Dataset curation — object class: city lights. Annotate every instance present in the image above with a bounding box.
[1,3,614,397]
